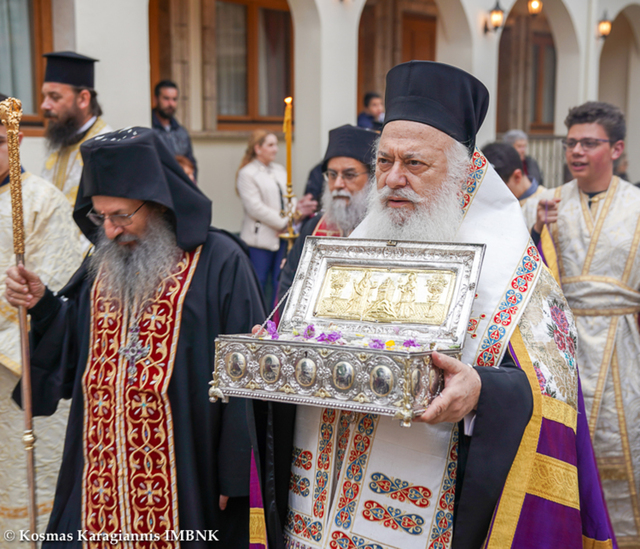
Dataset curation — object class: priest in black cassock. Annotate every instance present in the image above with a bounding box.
[5,128,265,547]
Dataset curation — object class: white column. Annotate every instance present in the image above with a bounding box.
[73,0,152,129]
[288,0,366,192]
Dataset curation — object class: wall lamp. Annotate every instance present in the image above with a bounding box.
[484,1,505,34]
[528,0,543,16]
[598,12,612,39]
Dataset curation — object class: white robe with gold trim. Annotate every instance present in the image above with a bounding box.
[522,177,640,545]
[0,172,83,539]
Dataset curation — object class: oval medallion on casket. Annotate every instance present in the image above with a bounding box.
[295,358,317,387]
[333,361,355,391]
[428,366,441,396]
[370,365,394,397]
[259,354,281,384]
[411,369,421,397]
[225,352,247,380]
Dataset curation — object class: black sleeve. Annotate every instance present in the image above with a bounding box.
[13,262,89,416]
[452,350,533,549]
[216,239,267,497]
[276,215,322,305]
[531,226,541,246]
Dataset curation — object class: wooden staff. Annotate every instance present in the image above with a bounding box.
[0,97,38,544]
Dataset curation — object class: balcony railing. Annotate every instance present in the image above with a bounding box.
[527,135,566,189]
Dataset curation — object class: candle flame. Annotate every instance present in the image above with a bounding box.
[284,97,292,105]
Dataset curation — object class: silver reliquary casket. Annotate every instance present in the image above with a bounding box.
[210,238,485,426]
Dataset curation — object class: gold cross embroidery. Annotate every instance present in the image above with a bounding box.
[132,394,158,418]
[137,480,162,506]
[143,304,168,327]
[91,478,113,504]
[94,390,111,416]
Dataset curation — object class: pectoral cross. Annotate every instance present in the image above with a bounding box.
[119,325,150,384]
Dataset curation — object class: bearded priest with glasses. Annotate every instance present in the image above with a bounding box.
[522,102,640,545]
[277,124,377,305]
[4,128,266,548]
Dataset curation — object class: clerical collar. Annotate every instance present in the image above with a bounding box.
[585,190,605,199]
[77,116,97,135]
[1,166,25,188]
[518,178,539,200]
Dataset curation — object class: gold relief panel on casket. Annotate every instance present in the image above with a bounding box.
[314,267,456,326]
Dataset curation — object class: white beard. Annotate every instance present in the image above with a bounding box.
[322,182,370,235]
[362,141,470,243]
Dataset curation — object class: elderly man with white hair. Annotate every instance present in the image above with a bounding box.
[503,128,544,187]
[254,62,615,549]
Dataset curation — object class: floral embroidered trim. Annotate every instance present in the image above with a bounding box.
[368,472,432,508]
[460,149,488,218]
[290,473,311,497]
[335,412,354,478]
[82,248,200,547]
[286,510,323,542]
[428,428,458,549]
[292,447,313,471]
[475,243,541,367]
[334,414,376,530]
[329,532,383,549]
[362,500,425,535]
[313,409,337,518]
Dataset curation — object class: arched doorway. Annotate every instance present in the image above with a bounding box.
[495,0,580,187]
[356,0,472,112]
[599,4,640,184]
[496,0,557,136]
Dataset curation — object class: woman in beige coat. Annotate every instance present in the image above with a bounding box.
[237,130,316,301]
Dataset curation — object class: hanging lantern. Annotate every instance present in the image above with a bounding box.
[528,0,543,16]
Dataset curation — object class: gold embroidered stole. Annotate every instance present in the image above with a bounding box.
[82,247,201,547]
[311,215,343,238]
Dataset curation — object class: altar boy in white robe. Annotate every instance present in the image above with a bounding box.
[254,62,615,549]
[522,101,640,546]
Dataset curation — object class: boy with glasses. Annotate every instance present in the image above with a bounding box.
[522,101,640,545]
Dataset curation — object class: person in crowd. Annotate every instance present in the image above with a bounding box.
[0,92,82,540]
[613,150,629,181]
[483,141,544,206]
[503,129,544,187]
[357,92,384,132]
[152,80,198,180]
[278,124,377,302]
[4,128,266,548]
[254,62,614,549]
[41,51,112,207]
[175,154,196,183]
[522,101,640,545]
[236,130,316,300]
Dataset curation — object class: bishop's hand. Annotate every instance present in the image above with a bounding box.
[415,351,481,425]
[4,264,45,309]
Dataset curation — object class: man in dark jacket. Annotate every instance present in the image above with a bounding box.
[152,80,198,180]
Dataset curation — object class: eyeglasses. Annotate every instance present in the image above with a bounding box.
[86,202,147,227]
[562,138,613,151]
[323,170,368,183]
